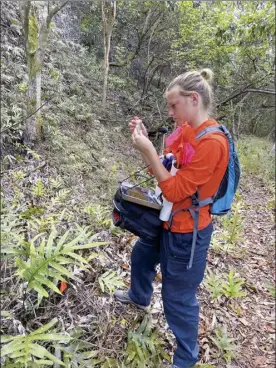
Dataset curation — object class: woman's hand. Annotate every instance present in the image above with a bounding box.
[131,128,155,154]
[128,116,148,137]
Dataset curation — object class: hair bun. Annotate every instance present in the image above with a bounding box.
[200,68,214,84]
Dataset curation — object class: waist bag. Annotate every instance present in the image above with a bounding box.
[112,185,162,242]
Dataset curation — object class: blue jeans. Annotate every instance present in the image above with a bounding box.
[128,223,213,368]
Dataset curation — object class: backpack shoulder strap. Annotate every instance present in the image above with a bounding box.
[196,125,228,140]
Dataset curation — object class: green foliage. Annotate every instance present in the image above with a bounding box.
[264,280,276,297]
[223,269,246,298]
[205,268,246,300]
[204,271,225,299]
[55,327,101,367]
[28,15,38,53]
[221,200,244,246]
[1,318,71,367]
[237,136,275,182]
[125,315,171,367]
[1,106,23,144]
[31,179,45,197]
[211,194,244,254]
[84,204,111,229]
[1,227,108,304]
[18,81,28,93]
[99,270,125,294]
[210,326,238,363]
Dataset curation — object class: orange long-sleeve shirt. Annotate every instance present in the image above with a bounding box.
[158,119,229,233]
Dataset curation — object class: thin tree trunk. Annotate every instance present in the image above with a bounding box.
[101,0,116,109]
[20,0,68,145]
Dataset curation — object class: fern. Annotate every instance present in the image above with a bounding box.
[1,318,71,367]
[204,271,224,299]
[125,315,171,367]
[49,176,64,189]
[223,269,246,298]
[210,326,238,363]
[84,204,110,227]
[2,228,108,304]
[56,327,101,367]
[1,205,26,258]
[98,270,125,294]
[31,179,45,197]
[51,189,71,205]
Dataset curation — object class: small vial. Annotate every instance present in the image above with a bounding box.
[136,119,142,134]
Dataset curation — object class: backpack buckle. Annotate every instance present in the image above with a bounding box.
[191,191,199,206]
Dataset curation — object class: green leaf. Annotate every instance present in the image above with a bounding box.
[71,241,109,250]
[1,340,24,357]
[30,318,58,336]
[34,275,62,295]
[49,262,72,278]
[45,229,57,258]
[1,335,15,343]
[55,230,70,253]
[33,360,54,366]
[1,311,14,318]
[29,281,49,297]
[67,251,89,264]
[32,334,71,341]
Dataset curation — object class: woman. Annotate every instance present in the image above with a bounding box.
[115,69,229,368]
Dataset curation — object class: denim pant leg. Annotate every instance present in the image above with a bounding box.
[128,237,160,307]
[160,224,213,368]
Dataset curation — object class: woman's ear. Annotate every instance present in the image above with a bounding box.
[191,92,199,106]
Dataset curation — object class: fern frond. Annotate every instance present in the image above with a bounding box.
[98,270,125,294]
[15,228,108,303]
[125,315,170,366]
[1,318,70,366]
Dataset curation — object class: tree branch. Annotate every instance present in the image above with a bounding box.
[110,7,161,68]
[245,89,275,95]
[217,88,276,108]
[47,0,69,26]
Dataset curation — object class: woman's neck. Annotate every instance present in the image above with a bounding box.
[189,112,210,129]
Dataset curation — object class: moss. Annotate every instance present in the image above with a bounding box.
[28,55,42,80]
[10,18,19,25]
[28,15,38,53]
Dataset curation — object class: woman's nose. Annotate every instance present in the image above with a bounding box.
[169,109,174,117]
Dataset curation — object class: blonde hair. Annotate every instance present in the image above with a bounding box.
[167,68,214,112]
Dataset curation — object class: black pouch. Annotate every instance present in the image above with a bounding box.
[112,186,162,242]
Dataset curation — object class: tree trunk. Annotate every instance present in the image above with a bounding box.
[101,0,116,109]
[20,0,68,145]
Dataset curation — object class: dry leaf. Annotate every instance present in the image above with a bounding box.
[239,317,249,326]
[253,356,266,366]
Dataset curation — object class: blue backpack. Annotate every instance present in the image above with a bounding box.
[168,125,241,269]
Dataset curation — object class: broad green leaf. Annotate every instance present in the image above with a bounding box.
[49,262,72,278]
[34,275,61,295]
[29,281,49,297]
[30,318,58,336]
[46,229,57,258]
[67,251,89,264]
[33,360,54,366]
[1,340,24,356]
[55,230,70,253]
[1,311,14,318]
[70,241,109,250]
[1,335,15,343]
[32,334,71,341]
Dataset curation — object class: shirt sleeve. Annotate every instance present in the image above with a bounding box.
[158,138,225,203]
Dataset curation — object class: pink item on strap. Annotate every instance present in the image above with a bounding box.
[182,142,195,164]
[165,126,182,147]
